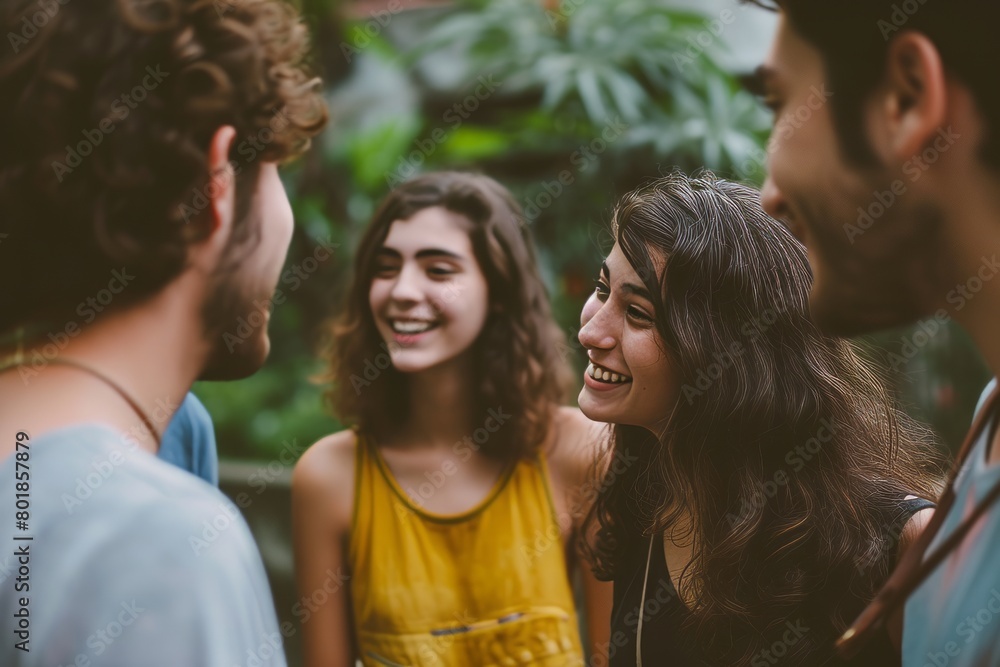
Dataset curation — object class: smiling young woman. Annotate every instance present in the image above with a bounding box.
[578,171,944,666]
[291,172,612,667]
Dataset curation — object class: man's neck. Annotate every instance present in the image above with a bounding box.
[0,294,208,457]
[954,278,1000,468]
[937,180,1000,465]
[954,297,1000,467]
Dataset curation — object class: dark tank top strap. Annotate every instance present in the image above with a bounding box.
[884,496,936,561]
[899,496,935,515]
[891,496,936,525]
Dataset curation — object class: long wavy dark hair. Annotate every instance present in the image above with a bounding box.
[322,171,573,461]
[583,171,943,662]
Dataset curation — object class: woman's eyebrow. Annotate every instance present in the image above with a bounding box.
[376,247,464,260]
[621,282,653,301]
[415,248,464,260]
[602,261,652,300]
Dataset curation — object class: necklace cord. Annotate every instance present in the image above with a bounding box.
[635,533,655,667]
[0,357,162,447]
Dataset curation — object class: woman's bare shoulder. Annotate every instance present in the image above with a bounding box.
[291,429,360,529]
[545,407,608,483]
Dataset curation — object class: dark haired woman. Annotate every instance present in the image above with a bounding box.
[292,172,611,667]
[579,172,942,665]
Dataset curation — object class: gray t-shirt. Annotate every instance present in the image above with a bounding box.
[903,378,1000,666]
[0,424,286,666]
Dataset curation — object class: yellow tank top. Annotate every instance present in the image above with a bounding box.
[349,432,585,667]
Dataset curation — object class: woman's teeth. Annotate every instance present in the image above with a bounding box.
[587,363,631,384]
[391,320,437,334]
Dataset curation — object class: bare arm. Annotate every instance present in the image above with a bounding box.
[291,433,357,667]
[554,408,614,661]
[580,535,614,660]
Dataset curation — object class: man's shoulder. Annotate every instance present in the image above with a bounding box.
[0,425,271,621]
[3,424,243,552]
[0,439,281,665]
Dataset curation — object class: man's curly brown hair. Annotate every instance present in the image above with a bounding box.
[0,0,327,338]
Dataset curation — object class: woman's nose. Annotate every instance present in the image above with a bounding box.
[760,174,789,222]
[578,295,616,351]
[389,264,423,303]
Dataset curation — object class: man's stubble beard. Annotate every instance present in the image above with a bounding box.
[196,204,278,381]
[198,272,273,381]
[803,189,947,337]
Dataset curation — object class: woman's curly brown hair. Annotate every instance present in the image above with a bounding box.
[0,0,327,337]
[321,172,574,461]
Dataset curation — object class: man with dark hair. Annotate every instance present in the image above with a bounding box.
[746,1,1000,664]
[0,0,326,664]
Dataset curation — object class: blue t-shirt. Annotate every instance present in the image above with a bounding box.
[158,391,218,486]
[0,424,286,666]
[903,378,1000,667]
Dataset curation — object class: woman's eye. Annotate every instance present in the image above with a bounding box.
[374,264,399,276]
[627,306,653,323]
[428,266,456,277]
[761,96,783,119]
[594,279,610,300]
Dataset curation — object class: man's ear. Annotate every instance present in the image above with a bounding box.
[189,125,238,264]
[879,31,947,163]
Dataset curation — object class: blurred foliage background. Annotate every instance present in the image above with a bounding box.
[196,0,990,463]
